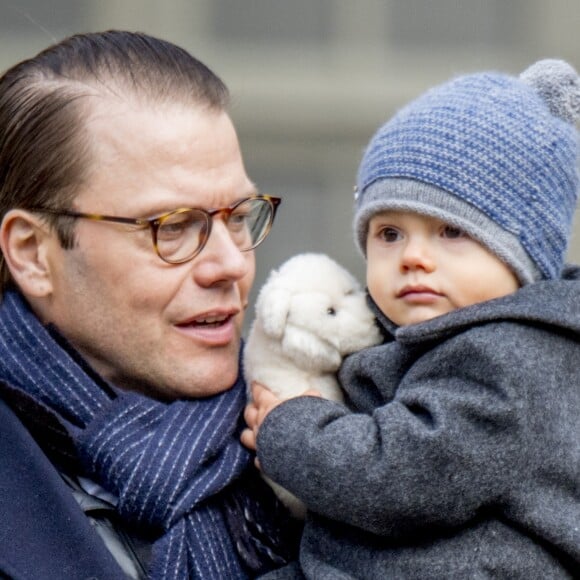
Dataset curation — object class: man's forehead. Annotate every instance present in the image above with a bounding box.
[74,102,253,214]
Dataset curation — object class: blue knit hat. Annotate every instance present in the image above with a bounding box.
[354,59,580,283]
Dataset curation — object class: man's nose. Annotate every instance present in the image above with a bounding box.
[192,219,250,286]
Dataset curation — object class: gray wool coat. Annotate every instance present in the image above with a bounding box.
[257,267,580,579]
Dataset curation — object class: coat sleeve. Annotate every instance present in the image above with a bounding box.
[256,324,534,538]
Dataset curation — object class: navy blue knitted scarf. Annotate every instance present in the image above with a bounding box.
[0,290,264,578]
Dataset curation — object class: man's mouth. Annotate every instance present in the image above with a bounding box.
[190,314,232,327]
[174,310,239,346]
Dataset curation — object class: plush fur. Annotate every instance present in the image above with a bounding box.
[244,253,382,517]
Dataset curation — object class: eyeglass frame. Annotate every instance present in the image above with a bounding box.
[30,194,282,264]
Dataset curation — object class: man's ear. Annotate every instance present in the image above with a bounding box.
[0,209,55,297]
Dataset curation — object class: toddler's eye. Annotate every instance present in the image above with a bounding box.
[380,227,402,243]
[442,225,467,239]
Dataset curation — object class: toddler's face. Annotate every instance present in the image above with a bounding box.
[366,211,519,326]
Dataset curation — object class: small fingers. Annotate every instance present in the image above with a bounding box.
[244,401,259,430]
[240,426,257,451]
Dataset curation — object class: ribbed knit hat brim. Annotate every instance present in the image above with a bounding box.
[355,178,541,285]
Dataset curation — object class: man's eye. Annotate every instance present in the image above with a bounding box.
[442,225,467,239]
[158,215,201,240]
[380,227,401,243]
[228,211,249,230]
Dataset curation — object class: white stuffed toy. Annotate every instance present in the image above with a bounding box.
[244,252,382,517]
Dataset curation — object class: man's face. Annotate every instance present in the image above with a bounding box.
[40,100,257,399]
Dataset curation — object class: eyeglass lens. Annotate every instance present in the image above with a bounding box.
[155,197,274,262]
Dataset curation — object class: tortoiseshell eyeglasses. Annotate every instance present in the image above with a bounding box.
[32,195,281,264]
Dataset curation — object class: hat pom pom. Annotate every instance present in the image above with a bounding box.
[520,59,580,124]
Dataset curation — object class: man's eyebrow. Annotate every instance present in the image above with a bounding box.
[136,191,264,217]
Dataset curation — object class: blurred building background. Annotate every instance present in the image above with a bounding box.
[1,0,579,327]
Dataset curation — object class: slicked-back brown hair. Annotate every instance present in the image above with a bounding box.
[0,30,230,294]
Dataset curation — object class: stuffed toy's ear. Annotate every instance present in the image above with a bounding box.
[256,279,293,340]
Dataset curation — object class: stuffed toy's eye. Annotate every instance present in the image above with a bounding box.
[327,307,336,316]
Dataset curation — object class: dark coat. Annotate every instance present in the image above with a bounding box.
[0,396,125,580]
[257,269,580,579]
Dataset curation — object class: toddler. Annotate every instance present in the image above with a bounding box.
[243,59,580,578]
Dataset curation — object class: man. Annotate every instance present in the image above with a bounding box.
[0,30,296,579]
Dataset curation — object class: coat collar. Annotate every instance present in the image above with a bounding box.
[367,266,580,346]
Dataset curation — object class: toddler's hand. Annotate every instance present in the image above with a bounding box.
[241,382,283,459]
[241,383,322,467]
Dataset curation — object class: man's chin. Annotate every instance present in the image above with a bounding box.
[179,352,241,398]
[116,360,240,400]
